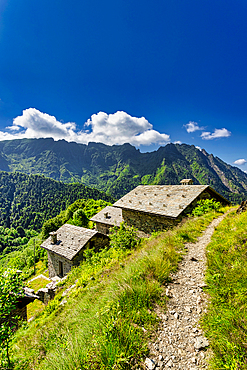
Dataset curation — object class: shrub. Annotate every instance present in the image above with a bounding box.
[72,209,89,227]
[192,199,221,217]
[109,222,138,250]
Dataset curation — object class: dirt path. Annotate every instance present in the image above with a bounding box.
[145,213,228,370]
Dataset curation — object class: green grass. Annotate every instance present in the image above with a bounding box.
[202,209,247,369]
[27,300,45,321]
[27,276,50,292]
[9,209,227,370]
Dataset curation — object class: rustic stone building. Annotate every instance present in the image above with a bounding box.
[0,293,38,327]
[180,179,194,185]
[92,182,230,237]
[14,293,38,321]
[90,206,122,235]
[41,224,109,278]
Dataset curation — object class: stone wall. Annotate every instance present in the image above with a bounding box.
[48,251,73,278]
[0,306,27,327]
[14,305,28,321]
[95,222,111,235]
[123,209,179,237]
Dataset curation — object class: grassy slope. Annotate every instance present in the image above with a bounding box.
[203,209,247,369]
[10,210,228,370]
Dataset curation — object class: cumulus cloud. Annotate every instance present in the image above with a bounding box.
[201,128,231,140]
[0,108,170,147]
[195,146,202,151]
[173,141,182,144]
[233,158,246,166]
[184,121,204,133]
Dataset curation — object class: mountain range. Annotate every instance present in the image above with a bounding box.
[0,138,246,202]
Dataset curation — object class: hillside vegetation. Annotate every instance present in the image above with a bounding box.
[0,138,246,202]
[0,171,114,231]
[5,208,228,369]
[0,198,112,275]
[0,171,114,257]
[203,209,247,369]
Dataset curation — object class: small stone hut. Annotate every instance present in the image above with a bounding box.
[0,292,38,327]
[15,293,38,321]
[41,224,109,278]
[180,179,194,185]
[93,182,230,237]
[90,206,123,235]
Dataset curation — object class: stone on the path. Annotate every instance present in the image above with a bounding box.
[59,298,67,306]
[194,336,209,350]
[166,359,173,367]
[145,358,156,369]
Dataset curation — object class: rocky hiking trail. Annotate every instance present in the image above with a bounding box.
[145,213,228,370]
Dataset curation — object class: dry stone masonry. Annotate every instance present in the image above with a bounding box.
[145,213,228,369]
[236,200,247,213]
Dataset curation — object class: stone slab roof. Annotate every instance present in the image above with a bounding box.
[113,185,229,218]
[41,224,98,260]
[90,206,122,226]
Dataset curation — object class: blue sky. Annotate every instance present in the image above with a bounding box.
[0,0,246,169]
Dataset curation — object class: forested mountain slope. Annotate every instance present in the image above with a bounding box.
[0,171,114,231]
[0,138,246,202]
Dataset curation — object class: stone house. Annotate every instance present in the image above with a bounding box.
[41,224,109,278]
[91,182,230,237]
[90,206,122,235]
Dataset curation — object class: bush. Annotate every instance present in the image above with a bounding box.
[109,222,138,250]
[192,199,221,217]
[71,209,88,227]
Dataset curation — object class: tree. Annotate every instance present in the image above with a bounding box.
[0,269,24,368]
[72,208,89,227]
[16,226,25,238]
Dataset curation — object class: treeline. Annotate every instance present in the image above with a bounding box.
[0,171,115,231]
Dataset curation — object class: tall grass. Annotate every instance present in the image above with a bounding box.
[202,210,247,369]
[10,210,226,370]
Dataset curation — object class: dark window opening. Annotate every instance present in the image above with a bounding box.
[59,261,64,277]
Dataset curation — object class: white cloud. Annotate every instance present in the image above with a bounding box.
[201,128,231,140]
[184,121,204,133]
[233,158,246,166]
[0,108,170,147]
[173,141,182,144]
[195,146,202,151]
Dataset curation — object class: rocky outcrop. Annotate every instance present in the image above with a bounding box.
[236,200,247,213]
